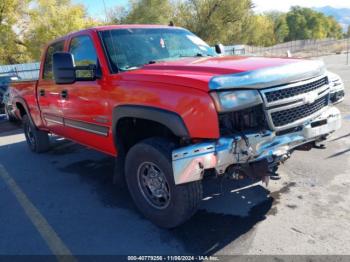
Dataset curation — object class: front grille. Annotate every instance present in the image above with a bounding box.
[265,77,328,102]
[271,95,329,127]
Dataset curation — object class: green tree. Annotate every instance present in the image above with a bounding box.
[286,6,343,41]
[24,0,100,60]
[286,7,311,40]
[325,16,343,39]
[173,0,254,45]
[247,15,276,46]
[266,12,289,43]
[0,0,31,64]
[123,0,173,25]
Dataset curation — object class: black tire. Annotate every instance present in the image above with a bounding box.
[125,138,202,228]
[23,114,50,153]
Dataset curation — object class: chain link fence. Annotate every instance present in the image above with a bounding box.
[224,38,350,61]
[0,62,40,81]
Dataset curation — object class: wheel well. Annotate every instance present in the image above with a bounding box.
[16,102,27,117]
[115,118,180,154]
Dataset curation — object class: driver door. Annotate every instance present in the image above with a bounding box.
[59,34,111,151]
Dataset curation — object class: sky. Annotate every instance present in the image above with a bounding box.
[74,0,129,19]
[74,0,350,18]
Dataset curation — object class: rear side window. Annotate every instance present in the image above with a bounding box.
[69,35,97,66]
[43,41,65,80]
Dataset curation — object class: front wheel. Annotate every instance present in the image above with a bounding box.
[23,115,50,153]
[125,138,203,228]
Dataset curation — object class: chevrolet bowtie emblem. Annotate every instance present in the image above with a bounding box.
[303,92,318,104]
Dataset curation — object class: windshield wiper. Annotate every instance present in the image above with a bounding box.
[179,53,213,58]
[119,65,143,71]
[124,54,212,70]
[121,61,161,70]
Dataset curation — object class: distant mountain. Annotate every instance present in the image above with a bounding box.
[314,6,350,32]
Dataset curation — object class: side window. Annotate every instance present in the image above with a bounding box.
[69,35,97,66]
[43,41,64,80]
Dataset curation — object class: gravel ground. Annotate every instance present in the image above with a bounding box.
[0,54,349,257]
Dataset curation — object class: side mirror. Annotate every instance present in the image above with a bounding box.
[215,43,225,55]
[52,52,76,84]
[53,52,97,84]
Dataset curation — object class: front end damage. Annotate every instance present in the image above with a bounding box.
[172,106,341,185]
[172,60,343,185]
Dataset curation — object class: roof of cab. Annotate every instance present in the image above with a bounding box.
[91,24,181,31]
[44,24,182,51]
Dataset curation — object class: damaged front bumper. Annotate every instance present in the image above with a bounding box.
[172,106,341,185]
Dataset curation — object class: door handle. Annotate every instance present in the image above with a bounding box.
[61,89,68,99]
[39,89,45,96]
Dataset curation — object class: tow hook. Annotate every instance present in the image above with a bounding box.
[269,167,281,181]
[313,141,326,149]
[314,135,328,149]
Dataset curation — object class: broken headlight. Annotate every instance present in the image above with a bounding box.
[210,90,263,113]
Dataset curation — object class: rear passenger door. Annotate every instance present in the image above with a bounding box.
[37,40,66,134]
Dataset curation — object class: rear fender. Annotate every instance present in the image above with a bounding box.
[13,97,34,124]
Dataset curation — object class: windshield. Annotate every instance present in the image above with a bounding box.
[99,28,216,72]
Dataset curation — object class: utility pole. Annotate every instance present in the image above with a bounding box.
[102,0,108,23]
[347,36,349,65]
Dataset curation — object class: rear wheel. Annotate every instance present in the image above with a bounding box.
[23,114,50,153]
[125,138,202,228]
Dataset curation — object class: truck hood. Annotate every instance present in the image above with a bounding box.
[119,56,325,92]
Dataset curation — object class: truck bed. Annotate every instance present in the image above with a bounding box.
[9,80,43,127]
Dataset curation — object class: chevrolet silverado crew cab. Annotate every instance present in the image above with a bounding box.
[9,25,343,228]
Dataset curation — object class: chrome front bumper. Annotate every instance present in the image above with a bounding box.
[172,106,341,185]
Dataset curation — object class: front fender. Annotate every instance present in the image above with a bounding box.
[112,105,190,138]
[106,79,220,140]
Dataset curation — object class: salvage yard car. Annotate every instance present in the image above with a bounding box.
[2,89,18,122]
[0,76,10,115]
[8,25,343,228]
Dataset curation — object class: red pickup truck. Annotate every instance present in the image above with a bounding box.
[9,25,343,228]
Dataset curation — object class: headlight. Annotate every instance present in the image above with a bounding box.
[210,90,263,113]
